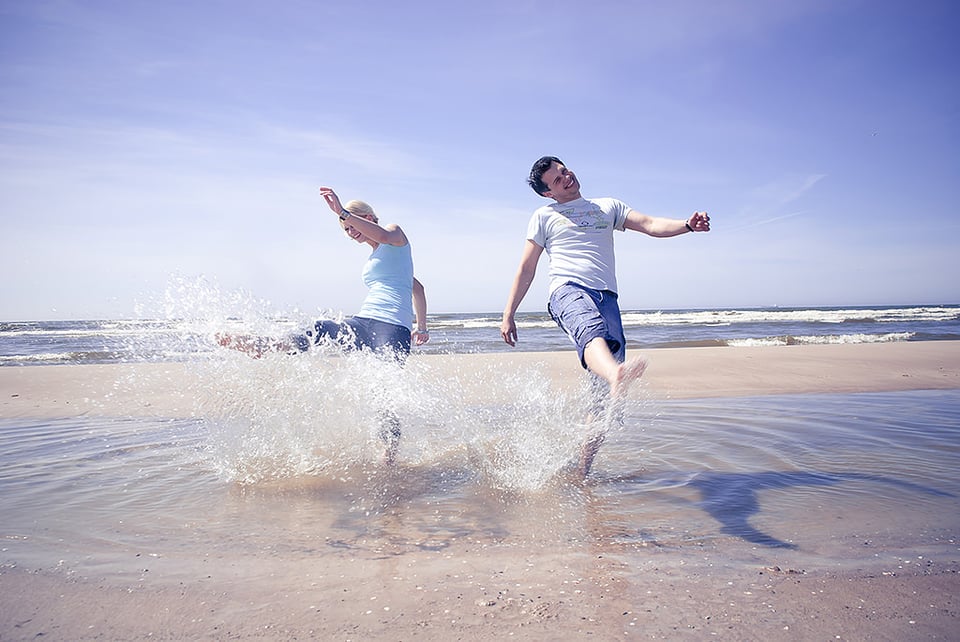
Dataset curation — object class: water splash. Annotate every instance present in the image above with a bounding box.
[143,276,605,491]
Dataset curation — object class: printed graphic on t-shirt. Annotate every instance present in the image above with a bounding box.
[557,204,609,230]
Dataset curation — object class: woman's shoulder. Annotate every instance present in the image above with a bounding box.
[381,222,409,247]
[376,235,411,252]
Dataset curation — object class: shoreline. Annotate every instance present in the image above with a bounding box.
[2,341,959,420]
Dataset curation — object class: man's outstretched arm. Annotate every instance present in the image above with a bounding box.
[500,240,544,346]
[624,210,710,237]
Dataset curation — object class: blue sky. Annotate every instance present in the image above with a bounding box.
[1,0,958,320]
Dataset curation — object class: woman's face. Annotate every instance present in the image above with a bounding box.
[343,213,377,243]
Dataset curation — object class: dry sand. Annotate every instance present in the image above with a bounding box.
[1,342,958,640]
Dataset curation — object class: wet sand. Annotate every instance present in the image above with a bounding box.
[3,548,957,641]
[2,342,959,640]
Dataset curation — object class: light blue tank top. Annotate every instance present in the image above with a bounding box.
[356,242,414,329]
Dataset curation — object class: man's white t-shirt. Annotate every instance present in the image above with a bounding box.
[526,197,631,296]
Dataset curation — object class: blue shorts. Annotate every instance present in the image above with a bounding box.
[293,316,411,363]
[547,282,626,370]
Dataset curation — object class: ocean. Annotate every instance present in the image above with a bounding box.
[2,303,959,366]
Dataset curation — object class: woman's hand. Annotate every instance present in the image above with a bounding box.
[319,186,344,216]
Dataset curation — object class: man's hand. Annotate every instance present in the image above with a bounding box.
[687,211,711,232]
[500,316,518,347]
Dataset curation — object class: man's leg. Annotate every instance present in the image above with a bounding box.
[578,338,647,478]
[583,337,648,398]
[549,285,647,478]
[577,429,606,480]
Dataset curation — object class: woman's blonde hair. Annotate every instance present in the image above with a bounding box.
[344,199,377,222]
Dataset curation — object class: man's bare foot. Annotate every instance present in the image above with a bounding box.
[611,356,648,398]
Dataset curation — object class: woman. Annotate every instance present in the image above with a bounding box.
[307,186,429,359]
[218,186,429,461]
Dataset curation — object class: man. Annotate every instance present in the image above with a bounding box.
[500,156,710,477]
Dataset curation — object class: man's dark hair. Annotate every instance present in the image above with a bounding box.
[527,155,562,196]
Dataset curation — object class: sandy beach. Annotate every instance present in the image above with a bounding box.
[2,342,958,640]
[3,341,959,420]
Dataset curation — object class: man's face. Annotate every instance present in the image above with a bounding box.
[541,161,581,203]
